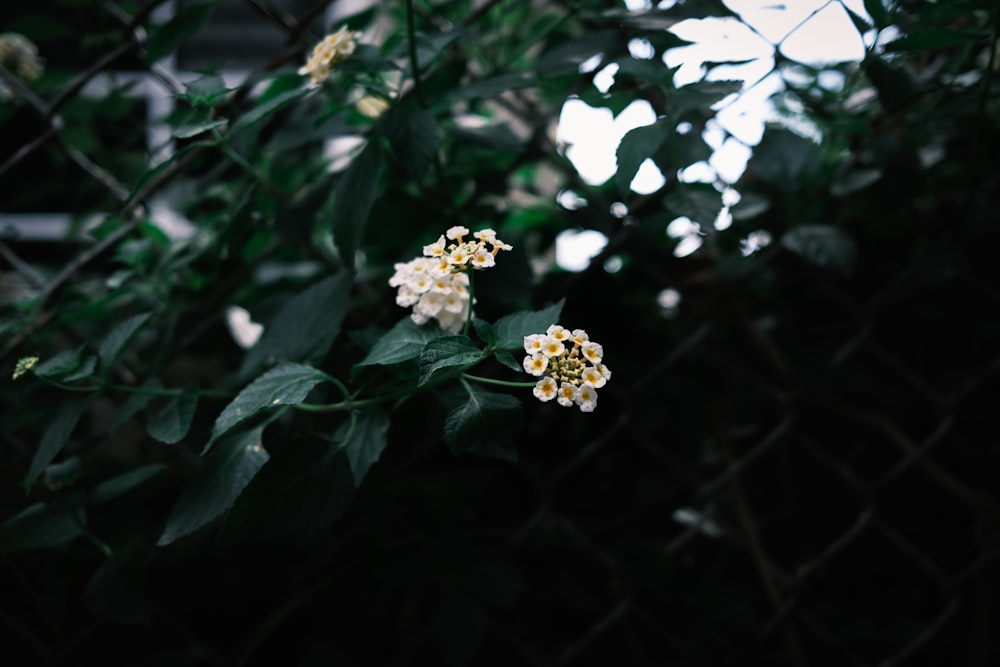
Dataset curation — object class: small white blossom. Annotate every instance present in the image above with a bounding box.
[523,354,548,376]
[299,26,358,85]
[575,384,598,412]
[557,382,578,407]
[446,226,470,241]
[581,341,603,364]
[581,366,606,388]
[540,336,566,358]
[533,377,558,402]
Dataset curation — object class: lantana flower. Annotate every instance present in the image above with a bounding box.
[0,33,43,99]
[523,326,611,412]
[421,226,512,277]
[389,257,470,333]
[298,26,358,85]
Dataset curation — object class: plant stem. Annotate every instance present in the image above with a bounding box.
[462,373,535,388]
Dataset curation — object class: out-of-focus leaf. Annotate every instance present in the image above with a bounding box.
[383,106,440,175]
[669,80,742,115]
[158,427,268,545]
[492,300,565,351]
[145,2,216,62]
[229,87,309,135]
[0,503,84,553]
[61,355,97,382]
[98,312,151,374]
[172,118,228,139]
[208,363,330,449]
[664,184,722,225]
[24,399,88,489]
[444,386,523,455]
[222,435,354,539]
[332,141,382,270]
[180,73,231,106]
[748,129,821,189]
[882,29,979,52]
[863,0,891,29]
[338,408,389,485]
[449,73,535,102]
[242,273,353,373]
[535,29,618,76]
[89,464,167,505]
[146,387,199,444]
[84,545,149,623]
[355,317,442,368]
[34,347,84,379]
[616,119,670,194]
[418,336,486,387]
[782,224,857,277]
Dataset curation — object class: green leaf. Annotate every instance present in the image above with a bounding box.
[332,141,382,270]
[172,118,228,139]
[494,350,522,373]
[355,317,442,368]
[448,73,536,102]
[158,427,268,545]
[748,128,821,189]
[209,363,330,448]
[444,386,524,455]
[84,546,149,623]
[419,336,486,387]
[491,299,565,351]
[145,2,217,62]
[535,29,618,76]
[89,464,167,505]
[0,503,85,553]
[781,225,856,277]
[98,312,151,374]
[180,73,231,107]
[339,408,389,485]
[111,377,161,433]
[882,29,978,52]
[383,106,440,175]
[25,399,88,489]
[664,183,724,224]
[242,273,352,373]
[61,355,97,382]
[146,387,199,444]
[222,435,355,539]
[863,0,890,29]
[472,318,496,346]
[34,347,84,379]
[616,119,670,194]
[228,87,309,135]
[669,80,742,115]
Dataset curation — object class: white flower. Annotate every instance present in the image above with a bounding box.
[547,325,571,342]
[299,26,358,85]
[423,236,446,257]
[533,377,558,402]
[470,248,495,269]
[523,354,548,376]
[581,366,606,389]
[446,226,469,241]
[540,336,565,358]
[581,341,603,364]
[524,334,545,354]
[415,291,445,317]
[575,384,598,412]
[557,382,578,407]
[474,229,497,242]
[571,329,589,345]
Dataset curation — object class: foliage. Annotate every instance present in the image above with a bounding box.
[1,0,999,665]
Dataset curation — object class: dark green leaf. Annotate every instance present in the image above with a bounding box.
[332,141,382,270]
[883,29,979,52]
[663,183,723,224]
[444,386,524,455]
[145,2,217,62]
[84,545,149,623]
[491,300,565,350]
[449,73,536,102]
[355,317,442,367]
[863,0,890,29]
[98,312,151,374]
[111,377,161,433]
[616,119,670,194]
[222,436,354,539]
[61,355,97,382]
[158,427,268,545]
[339,408,389,485]
[89,464,167,505]
[0,503,84,553]
[209,363,330,448]
[418,336,486,387]
[146,387,199,444]
[243,273,353,373]
[25,399,88,489]
[472,318,496,346]
[748,128,821,189]
[229,87,309,135]
[669,80,742,115]
[781,225,856,277]
[535,30,618,76]
[382,106,440,175]
[494,350,522,373]
[34,347,84,379]
[180,73,231,106]
[172,118,228,139]
[45,457,81,488]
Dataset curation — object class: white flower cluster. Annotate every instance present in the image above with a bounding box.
[389,257,471,333]
[389,227,510,333]
[523,325,611,412]
[422,226,512,275]
[0,33,43,98]
[298,26,358,85]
